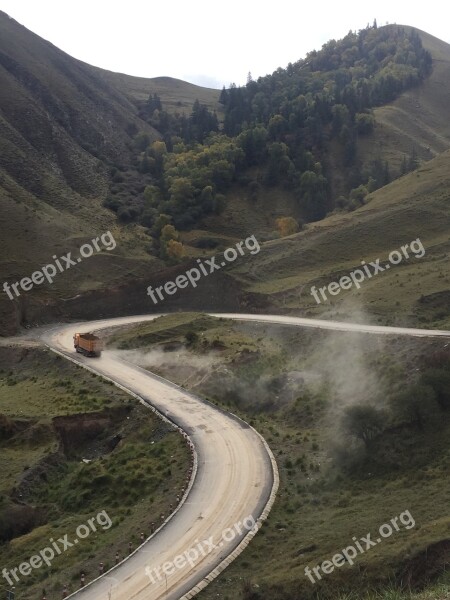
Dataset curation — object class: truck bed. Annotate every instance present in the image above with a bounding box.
[73,332,103,357]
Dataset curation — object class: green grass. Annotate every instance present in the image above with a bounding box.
[0,346,190,600]
[336,575,450,599]
[108,312,223,349]
[109,314,450,600]
[94,71,222,115]
[224,148,450,330]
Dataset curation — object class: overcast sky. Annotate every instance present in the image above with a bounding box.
[1,0,449,88]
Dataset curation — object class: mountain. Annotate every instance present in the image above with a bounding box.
[1,11,449,335]
[0,11,163,333]
[0,11,160,195]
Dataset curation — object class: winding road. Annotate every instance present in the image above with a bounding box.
[38,313,450,600]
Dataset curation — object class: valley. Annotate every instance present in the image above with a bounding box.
[1,8,449,600]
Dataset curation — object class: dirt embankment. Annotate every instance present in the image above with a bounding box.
[0,261,271,337]
[398,539,450,590]
[0,407,130,542]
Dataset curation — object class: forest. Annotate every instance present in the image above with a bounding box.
[103,24,432,256]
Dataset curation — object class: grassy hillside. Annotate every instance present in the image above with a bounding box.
[0,10,159,199]
[92,71,221,115]
[358,27,450,174]
[0,11,168,333]
[1,12,449,337]
[225,148,450,329]
[108,314,450,600]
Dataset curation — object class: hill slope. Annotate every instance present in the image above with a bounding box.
[91,70,221,115]
[357,27,450,172]
[230,147,450,328]
[0,11,160,199]
[1,12,449,335]
[0,11,166,333]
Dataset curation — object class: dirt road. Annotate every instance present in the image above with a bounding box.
[42,317,278,600]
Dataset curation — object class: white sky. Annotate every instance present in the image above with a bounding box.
[1,0,449,88]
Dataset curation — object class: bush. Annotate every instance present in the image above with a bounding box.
[193,237,219,249]
[103,196,121,212]
[421,369,450,410]
[185,331,198,346]
[355,112,375,134]
[391,384,440,431]
[341,404,386,448]
[117,205,140,222]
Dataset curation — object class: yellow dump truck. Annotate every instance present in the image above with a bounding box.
[73,332,103,357]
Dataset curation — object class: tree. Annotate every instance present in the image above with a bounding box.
[297,170,328,220]
[117,205,140,222]
[276,217,299,237]
[211,159,234,189]
[392,384,440,431]
[268,114,287,141]
[340,124,356,165]
[144,185,162,207]
[400,154,408,175]
[160,224,179,243]
[421,369,450,410]
[166,239,184,261]
[237,126,268,166]
[200,186,214,212]
[189,100,219,143]
[265,142,292,185]
[151,213,172,239]
[408,146,419,171]
[169,178,195,207]
[349,184,368,206]
[219,86,229,106]
[355,112,374,134]
[331,104,350,136]
[341,404,386,448]
[134,133,151,151]
[149,141,167,179]
[139,153,152,173]
[147,93,162,113]
[115,23,433,232]
[159,224,181,260]
[247,180,260,202]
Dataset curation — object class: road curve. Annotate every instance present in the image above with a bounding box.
[209,313,450,338]
[41,316,279,600]
[40,313,450,600]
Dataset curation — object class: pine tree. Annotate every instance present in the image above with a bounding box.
[219,86,229,106]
